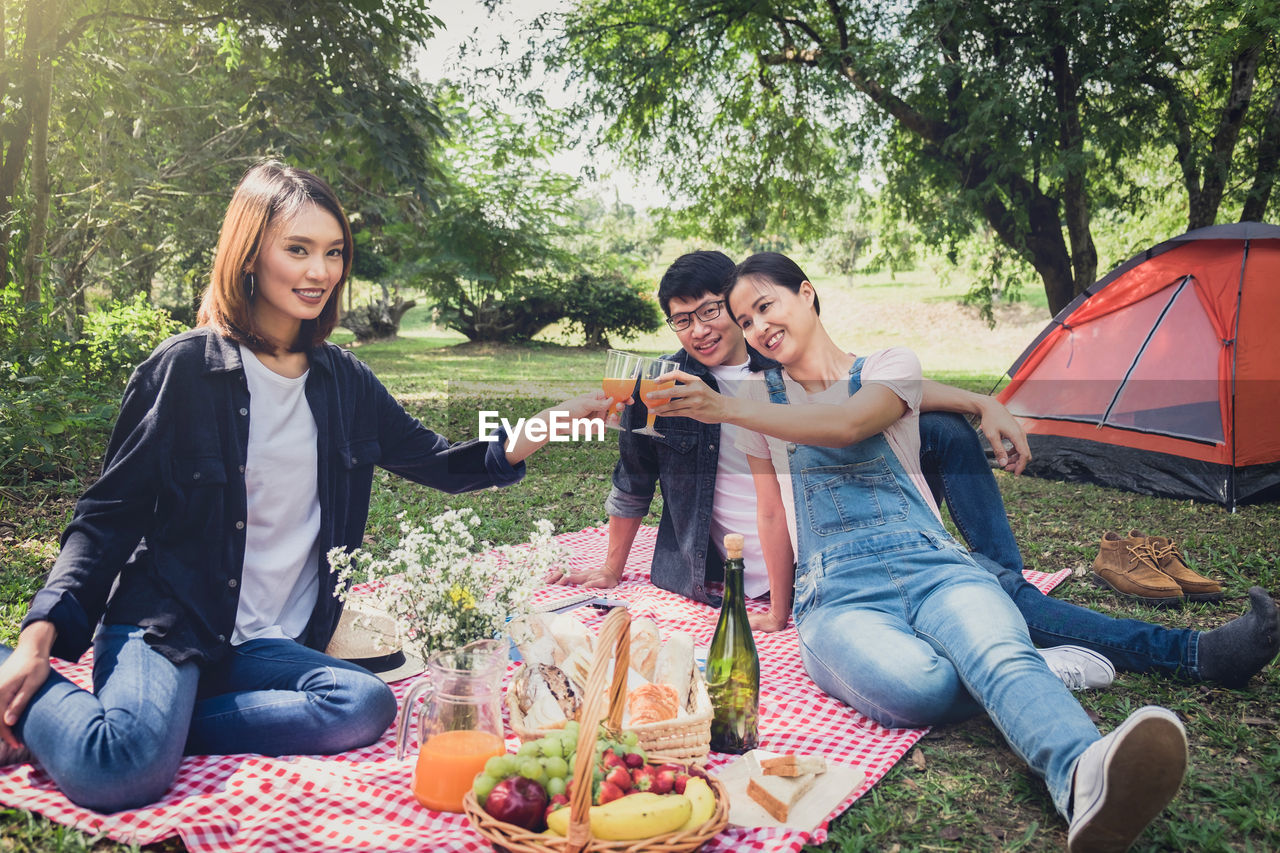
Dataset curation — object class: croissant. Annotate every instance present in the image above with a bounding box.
[627,682,680,725]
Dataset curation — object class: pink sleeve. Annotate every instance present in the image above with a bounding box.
[861,347,923,413]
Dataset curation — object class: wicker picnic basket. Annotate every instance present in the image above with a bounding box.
[465,608,729,853]
[506,617,714,766]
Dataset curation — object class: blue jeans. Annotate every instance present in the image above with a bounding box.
[770,365,1098,817]
[919,411,1200,678]
[1,624,396,813]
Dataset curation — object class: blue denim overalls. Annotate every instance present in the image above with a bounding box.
[764,359,1098,816]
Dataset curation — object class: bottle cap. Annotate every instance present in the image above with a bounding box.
[723,533,744,559]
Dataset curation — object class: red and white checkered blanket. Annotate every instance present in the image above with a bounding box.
[0,526,1068,853]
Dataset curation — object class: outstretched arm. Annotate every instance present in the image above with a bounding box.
[503,391,618,465]
[919,380,1029,474]
[654,370,907,448]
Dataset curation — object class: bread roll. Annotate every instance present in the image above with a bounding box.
[653,631,695,711]
[627,682,679,725]
[629,617,662,680]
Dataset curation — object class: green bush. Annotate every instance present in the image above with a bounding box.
[563,269,663,348]
[0,294,182,485]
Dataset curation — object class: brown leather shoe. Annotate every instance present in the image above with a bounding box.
[1092,531,1183,607]
[1130,531,1224,602]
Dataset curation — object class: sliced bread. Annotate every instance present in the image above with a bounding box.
[747,771,819,822]
[760,753,828,777]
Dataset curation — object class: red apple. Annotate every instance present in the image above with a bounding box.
[483,776,549,830]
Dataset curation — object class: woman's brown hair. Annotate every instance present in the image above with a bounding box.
[197,161,353,353]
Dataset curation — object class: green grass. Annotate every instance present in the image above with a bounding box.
[1,277,1277,851]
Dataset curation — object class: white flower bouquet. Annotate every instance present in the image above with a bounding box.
[328,508,568,660]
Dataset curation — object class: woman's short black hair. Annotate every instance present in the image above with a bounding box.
[657,250,736,316]
[728,252,820,315]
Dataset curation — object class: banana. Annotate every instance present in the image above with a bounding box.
[545,793,692,840]
[677,776,716,832]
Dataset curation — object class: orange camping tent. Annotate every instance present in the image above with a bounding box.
[997,222,1280,508]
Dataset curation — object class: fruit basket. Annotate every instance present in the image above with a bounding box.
[465,608,729,852]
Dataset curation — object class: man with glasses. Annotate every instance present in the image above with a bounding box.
[548,251,1278,689]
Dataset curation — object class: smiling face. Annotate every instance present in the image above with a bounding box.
[727,275,818,367]
[249,204,346,349]
[667,292,750,368]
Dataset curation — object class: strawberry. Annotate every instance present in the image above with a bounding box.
[601,749,626,771]
[605,765,632,791]
[651,768,676,795]
[545,793,569,820]
[630,765,654,792]
[673,772,690,795]
[622,751,645,769]
[597,780,625,805]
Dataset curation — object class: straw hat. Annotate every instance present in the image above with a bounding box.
[325,601,425,684]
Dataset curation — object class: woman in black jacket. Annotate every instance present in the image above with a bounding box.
[0,161,611,812]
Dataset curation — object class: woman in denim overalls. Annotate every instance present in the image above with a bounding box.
[716,252,1188,853]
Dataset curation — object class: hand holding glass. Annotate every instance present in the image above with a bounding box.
[634,357,679,437]
[601,349,641,430]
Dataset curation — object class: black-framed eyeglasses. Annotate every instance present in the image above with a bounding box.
[666,299,725,332]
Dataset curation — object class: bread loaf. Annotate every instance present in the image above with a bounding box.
[629,617,662,680]
[653,630,695,711]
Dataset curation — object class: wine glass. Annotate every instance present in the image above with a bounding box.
[634,357,679,438]
[602,349,642,431]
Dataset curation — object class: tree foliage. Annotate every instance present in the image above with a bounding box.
[402,97,662,344]
[1,0,448,322]
[539,0,1280,314]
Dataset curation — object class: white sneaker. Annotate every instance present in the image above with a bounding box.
[1039,645,1116,691]
[1067,706,1188,853]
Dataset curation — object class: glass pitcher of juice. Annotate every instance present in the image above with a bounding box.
[395,638,509,812]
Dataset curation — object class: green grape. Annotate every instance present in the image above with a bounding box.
[563,720,580,735]
[546,776,566,797]
[472,772,499,805]
[544,756,569,779]
[484,755,510,777]
[517,740,541,758]
[539,737,564,759]
[518,757,545,782]
[620,730,640,747]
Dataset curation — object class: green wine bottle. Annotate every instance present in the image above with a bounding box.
[707,533,760,753]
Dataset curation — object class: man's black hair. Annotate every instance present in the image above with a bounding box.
[656,250,736,317]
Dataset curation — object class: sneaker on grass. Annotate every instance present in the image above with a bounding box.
[1038,645,1116,691]
[1068,705,1187,853]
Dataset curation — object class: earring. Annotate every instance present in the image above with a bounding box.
[244,272,257,298]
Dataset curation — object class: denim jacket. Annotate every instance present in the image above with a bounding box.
[23,327,524,666]
[606,349,725,606]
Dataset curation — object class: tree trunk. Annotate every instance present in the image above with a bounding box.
[0,0,46,294]
[20,43,53,304]
[1051,42,1098,296]
[1189,45,1259,229]
[1241,87,1280,222]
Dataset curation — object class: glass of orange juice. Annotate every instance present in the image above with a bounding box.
[395,638,509,813]
[602,349,642,431]
[634,357,679,437]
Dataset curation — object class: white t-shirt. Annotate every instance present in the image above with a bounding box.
[706,361,772,597]
[735,347,939,545]
[233,346,322,645]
